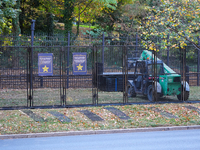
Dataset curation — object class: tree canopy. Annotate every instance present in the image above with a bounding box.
[19,0,62,34]
[139,0,200,51]
[1,0,200,50]
[64,0,119,35]
[0,0,20,34]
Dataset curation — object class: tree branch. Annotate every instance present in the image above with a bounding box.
[74,0,93,17]
[167,25,200,51]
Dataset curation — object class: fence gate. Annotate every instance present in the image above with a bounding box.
[64,46,94,106]
[27,46,66,107]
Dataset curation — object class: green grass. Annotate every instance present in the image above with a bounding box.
[1,103,200,135]
[55,23,96,29]
[77,24,96,29]
[0,89,27,107]
[0,86,200,107]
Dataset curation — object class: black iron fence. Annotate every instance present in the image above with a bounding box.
[1,36,200,108]
[0,32,140,47]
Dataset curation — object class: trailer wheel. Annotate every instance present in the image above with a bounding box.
[177,89,189,101]
[147,85,159,102]
[127,82,136,97]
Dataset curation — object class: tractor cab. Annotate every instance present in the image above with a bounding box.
[133,60,164,94]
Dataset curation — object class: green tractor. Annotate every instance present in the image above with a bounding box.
[127,50,190,101]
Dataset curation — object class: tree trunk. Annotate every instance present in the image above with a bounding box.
[12,0,21,36]
[64,0,75,34]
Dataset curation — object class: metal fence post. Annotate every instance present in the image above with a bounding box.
[123,46,128,103]
[92,46,98,106]
[102,32,104,72]
[67,32,70,89]
[198,36,200,86]
[30,19,35,107]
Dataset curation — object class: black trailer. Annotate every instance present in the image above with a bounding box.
[95,71,134,92]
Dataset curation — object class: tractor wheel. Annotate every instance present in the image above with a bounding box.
[177,90,189,101]
[127,82,136,97]
[147,85,159,102]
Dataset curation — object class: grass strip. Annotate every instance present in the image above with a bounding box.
[1,104,200,135]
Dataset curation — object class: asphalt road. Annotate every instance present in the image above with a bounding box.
[1,129,200,150]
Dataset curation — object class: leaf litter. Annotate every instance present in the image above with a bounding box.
[1,103,200,134]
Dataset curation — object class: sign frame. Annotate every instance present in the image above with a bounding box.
[73,52,87,75]
[38,53,53,76]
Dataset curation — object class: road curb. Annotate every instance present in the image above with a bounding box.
[1,125,200,140]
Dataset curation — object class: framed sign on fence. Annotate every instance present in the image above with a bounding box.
[73,52,87,75]
[38,53,53,76]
